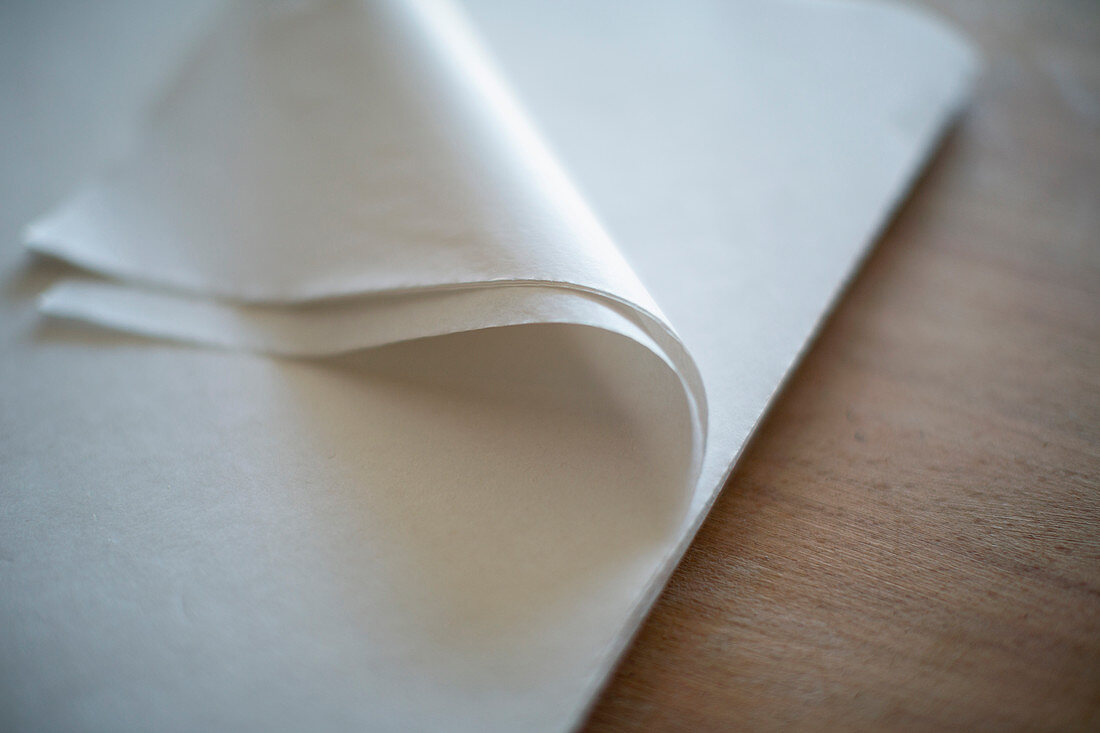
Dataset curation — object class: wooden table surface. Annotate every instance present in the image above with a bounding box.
[585,1,1100,730]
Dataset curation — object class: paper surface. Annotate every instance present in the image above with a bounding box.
[0,0,975,730]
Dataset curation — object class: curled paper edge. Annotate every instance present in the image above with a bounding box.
[24,0,709,506]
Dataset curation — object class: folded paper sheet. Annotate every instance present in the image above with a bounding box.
[27,0,708,494]
[0,0,975,730]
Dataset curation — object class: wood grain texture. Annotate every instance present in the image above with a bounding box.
[584,1,1100,730]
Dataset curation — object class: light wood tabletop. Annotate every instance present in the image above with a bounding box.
[585,1,1100,730]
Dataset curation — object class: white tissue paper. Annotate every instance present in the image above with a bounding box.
[0,0,975,730]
